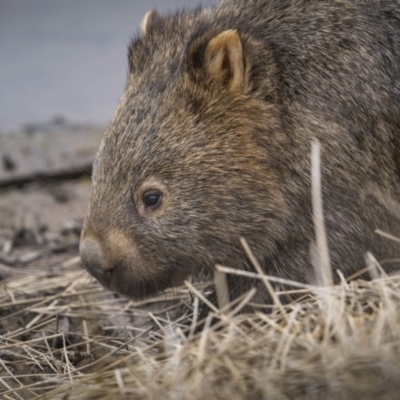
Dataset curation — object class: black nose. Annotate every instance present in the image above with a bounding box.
[80,238,111,285]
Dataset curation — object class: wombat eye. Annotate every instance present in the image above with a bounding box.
[143,190,163,210]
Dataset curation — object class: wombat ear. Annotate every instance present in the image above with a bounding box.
[204,30,248,93]
[141,9,163,34]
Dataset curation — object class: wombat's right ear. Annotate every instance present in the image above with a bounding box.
[187,29,249,93]
[141,10,163,34]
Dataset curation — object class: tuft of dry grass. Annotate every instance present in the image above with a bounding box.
[1,258,400,400]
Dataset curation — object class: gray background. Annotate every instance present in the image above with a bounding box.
[0,0,215,132]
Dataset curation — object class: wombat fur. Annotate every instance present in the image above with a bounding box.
[80,0,400,307]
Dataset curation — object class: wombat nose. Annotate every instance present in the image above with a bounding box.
[80,238,112,285]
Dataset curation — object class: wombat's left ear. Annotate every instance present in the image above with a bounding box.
[188,29,249,93]
[141,9,163,34]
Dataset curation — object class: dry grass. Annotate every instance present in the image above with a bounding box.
[0,252,400,399]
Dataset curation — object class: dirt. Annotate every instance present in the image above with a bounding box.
[0,178,89,271]
[0,118,97,281]
[0,118,104,188]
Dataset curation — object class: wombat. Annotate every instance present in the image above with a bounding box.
[80,0,400,307]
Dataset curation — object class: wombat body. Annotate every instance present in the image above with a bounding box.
[80,0,400,305]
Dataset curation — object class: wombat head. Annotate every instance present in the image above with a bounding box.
[80,9,290,300]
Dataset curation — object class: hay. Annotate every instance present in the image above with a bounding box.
[0,255,400,400]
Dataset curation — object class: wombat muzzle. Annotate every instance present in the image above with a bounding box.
[80,238,112,286]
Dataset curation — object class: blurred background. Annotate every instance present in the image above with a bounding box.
[0,0,214,133]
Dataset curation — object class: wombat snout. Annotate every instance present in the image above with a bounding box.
[80,238,112,286]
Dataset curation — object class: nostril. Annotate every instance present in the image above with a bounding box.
[80,238,111,285]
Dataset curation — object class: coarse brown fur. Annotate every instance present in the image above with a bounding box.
[80,0,400,306]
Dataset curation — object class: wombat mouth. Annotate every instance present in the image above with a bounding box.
[106,265,178,300]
